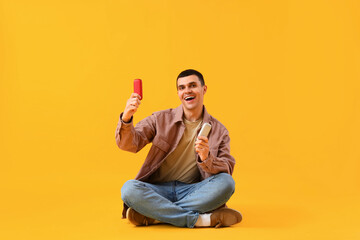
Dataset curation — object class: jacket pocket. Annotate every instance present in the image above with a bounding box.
[152,136,171,153]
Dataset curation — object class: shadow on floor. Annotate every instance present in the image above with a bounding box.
[237,204,309,228]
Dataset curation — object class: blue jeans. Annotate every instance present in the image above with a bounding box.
[121,173,235,228]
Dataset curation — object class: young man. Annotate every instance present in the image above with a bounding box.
[115,69,242,228]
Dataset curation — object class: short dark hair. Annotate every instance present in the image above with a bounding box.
[176,69,205,87]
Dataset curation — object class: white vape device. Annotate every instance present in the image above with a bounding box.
[198,123,212,137]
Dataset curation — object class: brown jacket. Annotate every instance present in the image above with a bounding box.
[115,105,236,217]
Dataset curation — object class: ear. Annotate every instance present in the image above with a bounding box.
[203,85,207,94]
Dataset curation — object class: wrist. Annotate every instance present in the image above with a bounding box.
[121,113,132,123]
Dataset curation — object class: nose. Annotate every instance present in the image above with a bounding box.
[184,86,193,93]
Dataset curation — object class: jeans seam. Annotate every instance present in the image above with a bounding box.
[189,212,199,228]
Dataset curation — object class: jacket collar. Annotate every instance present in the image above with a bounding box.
[173,104,212,124]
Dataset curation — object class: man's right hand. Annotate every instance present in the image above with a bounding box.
[122,93,141,122]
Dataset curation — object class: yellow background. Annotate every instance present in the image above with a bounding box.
[1,0,359,239]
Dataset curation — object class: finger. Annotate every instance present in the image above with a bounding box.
[130,100,139,107]
[129,105,138,111]
[129,99,140,107]
[128,104,138,111]
[195,139,206,145]
[127,102,136,109]
[197,136,208,142]
[131,98,141,106]
[126,101,136,109]
[196,146,208,154]
[195,139,208,145]
[131,93,141,100]
[195,141,209,148]
[129,97,139,104]
[127,108,136,114]
[195,145,205,151]
[195,147,202,154]
[196,137,208,144]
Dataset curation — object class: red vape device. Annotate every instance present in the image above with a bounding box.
[134,79,143,100]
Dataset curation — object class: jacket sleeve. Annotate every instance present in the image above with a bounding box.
[196,130,235,175]
[115,112,157,153]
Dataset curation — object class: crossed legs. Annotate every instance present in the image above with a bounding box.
[121,173,236,228]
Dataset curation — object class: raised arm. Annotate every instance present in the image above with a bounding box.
[115,93,156,153]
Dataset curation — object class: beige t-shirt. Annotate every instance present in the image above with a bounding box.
[149,117,203,183]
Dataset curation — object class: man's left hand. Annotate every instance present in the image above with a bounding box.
[195,136,209,161]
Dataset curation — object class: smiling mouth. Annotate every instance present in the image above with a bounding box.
[184,96,195,102]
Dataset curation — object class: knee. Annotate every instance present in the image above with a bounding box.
[216,173,235,195]
[121,180,141,204]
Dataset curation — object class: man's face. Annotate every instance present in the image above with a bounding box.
[177,75,207,111]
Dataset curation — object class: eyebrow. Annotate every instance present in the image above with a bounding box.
[177,81,198,88]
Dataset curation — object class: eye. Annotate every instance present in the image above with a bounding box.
[191,84,196,87]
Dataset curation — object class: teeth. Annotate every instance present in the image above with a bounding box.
[185,96,195,100]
